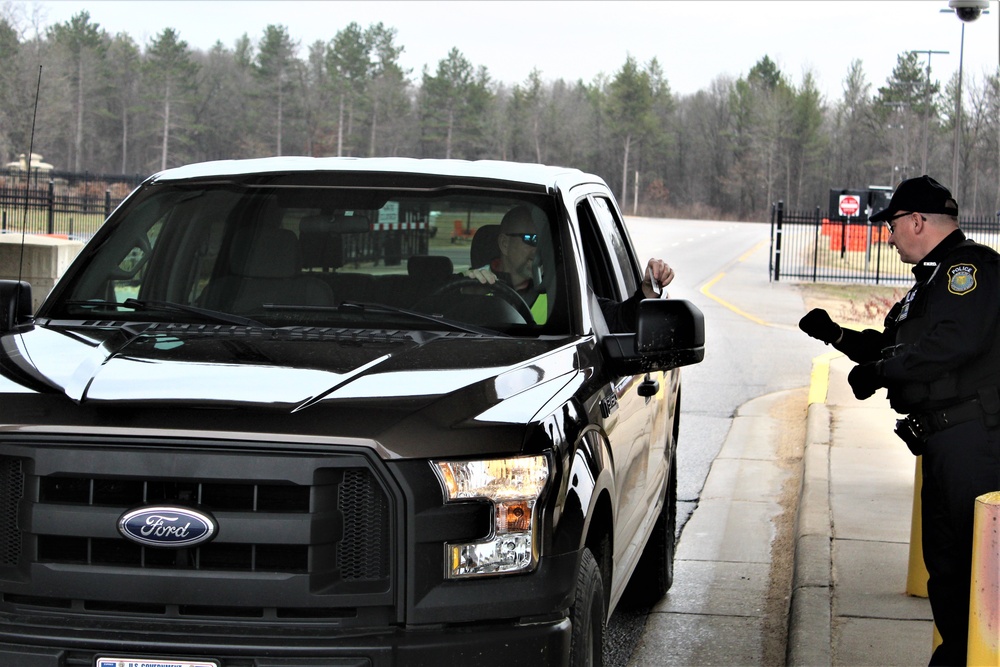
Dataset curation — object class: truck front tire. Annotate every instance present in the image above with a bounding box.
[569,547,605,667]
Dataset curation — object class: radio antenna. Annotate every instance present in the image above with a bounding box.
[16,65,42,317]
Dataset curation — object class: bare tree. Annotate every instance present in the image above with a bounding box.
[47,11,107,171]
[326,22,369,157]
[143,28,198,170]
[606,55,654,203]
[255,25,297,156]
[7,19,999,222]
[107,33,140,172]
[419,48,492,159]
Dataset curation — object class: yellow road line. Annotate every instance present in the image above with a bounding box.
[700,239,843,407]
[737,242,763,263]
[698,240,772,326]
[699,273,769,326]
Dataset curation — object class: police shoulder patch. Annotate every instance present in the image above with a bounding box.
[947,263,977,295]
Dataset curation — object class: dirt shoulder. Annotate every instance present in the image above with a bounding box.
[797,283,907,331]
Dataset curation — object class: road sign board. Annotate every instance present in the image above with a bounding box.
[839,194,860,217]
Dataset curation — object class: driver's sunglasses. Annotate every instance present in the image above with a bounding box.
[507,233,538,247]
[883,211,911,234]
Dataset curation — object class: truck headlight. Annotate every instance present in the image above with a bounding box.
[432,455,549,578]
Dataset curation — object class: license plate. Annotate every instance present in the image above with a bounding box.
[96,658,219,667]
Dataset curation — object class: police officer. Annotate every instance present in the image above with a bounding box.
[799,175,1000,666]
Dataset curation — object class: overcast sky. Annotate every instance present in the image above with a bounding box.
[17,0,1000,101]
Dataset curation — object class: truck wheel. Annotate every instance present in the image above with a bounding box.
[620,458,677,609]
[569,547,605,667]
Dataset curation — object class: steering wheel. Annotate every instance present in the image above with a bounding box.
[424,277,535,324]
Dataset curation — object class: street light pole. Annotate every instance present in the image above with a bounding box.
[941,1,988,192]
[909,49,949,174]
[884,101,908,183]
[952,21,965,189]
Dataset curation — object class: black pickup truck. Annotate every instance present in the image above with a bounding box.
[0,157,704,667]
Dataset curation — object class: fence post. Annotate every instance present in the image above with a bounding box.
[773,201,784,281]
[875,217,884,285]
[840,216,848,260]
[47,180,55,235]
[104,190,111,220]
[768,203,774,280]
[812,206,820,282]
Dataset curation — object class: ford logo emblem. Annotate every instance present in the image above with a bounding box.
[117,506,217,548]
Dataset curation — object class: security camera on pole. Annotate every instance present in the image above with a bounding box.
[948,0,988,22]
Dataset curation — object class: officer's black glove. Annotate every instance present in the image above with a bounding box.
[848,363,882,400]
[798,308,842,345]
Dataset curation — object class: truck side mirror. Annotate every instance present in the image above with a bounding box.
[0,280,32,333]
[636,299,705,355]
[602,299,705,374]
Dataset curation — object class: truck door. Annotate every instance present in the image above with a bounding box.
[575,194,658,576]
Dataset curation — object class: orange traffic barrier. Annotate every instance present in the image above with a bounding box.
[827,223,869,252]
[451,219,474,242]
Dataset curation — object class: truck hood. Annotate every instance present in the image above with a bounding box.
[0,325,585,456]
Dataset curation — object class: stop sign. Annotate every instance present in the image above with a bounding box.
[839,194,860,217]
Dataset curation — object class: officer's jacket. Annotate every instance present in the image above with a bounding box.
[836,230,1000,414]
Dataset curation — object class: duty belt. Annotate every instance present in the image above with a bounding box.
[908,398,984,436]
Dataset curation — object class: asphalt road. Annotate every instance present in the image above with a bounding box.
[604,217,818,666]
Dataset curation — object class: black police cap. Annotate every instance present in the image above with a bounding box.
[870,175,959,223]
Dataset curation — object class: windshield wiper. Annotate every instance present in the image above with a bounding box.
[63,298,265,328]
[334,301,505,337]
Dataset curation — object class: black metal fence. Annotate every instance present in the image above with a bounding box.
[8,168,147,190]
[769,201,1000,284]
[341,228,430,267]
[0,170,146,241]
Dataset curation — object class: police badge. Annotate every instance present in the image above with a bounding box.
[947,264,977,295]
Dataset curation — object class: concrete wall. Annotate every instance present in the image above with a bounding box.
[0,235,85,311]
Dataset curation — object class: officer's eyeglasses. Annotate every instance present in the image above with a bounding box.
[883,211,911,234]
[507,233,538,247]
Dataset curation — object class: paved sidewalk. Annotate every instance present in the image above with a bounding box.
[629,351,935,666]
[789,353,934,666]
[629,386,807,666]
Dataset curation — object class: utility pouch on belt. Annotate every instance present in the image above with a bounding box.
[895,417,928,457]
[977,386,1000,428]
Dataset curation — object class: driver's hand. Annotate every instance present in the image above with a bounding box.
[642,258,674,298]
[464,266,498,285]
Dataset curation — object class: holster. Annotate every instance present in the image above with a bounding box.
[894,417,928,457]
[978,386,1000,429]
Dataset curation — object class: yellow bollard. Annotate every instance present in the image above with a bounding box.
[967,491,1000,666]
[907,456,929,597]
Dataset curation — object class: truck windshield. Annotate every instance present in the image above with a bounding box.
[43,182,568,335]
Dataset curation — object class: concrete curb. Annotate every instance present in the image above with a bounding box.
[787,397,833,666]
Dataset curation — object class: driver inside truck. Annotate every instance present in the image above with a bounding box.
[464,205,674,331]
